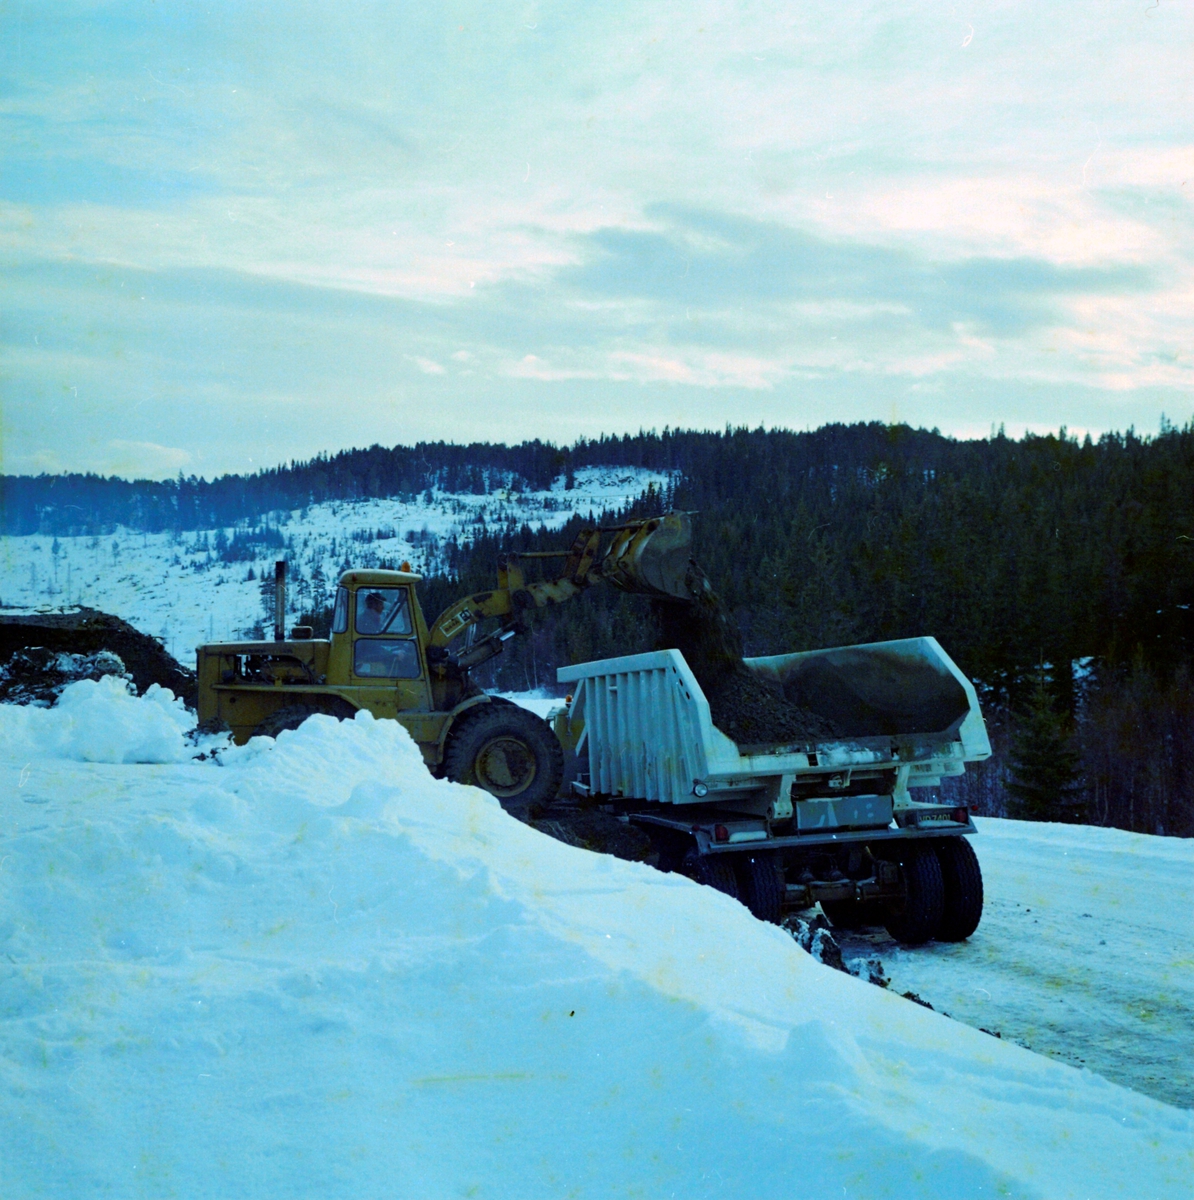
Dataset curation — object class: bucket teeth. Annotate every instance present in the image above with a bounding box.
[601,511,697,601]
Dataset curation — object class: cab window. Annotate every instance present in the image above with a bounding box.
[331,587,349,634]
[353,638,420,679]
[354,587,413,636]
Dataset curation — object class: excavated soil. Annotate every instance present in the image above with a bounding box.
[652,578,839,748]
[0,647,131,706]
[0,608,197,706]
[530,805,654,862]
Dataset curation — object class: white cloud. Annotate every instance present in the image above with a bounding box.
[404,355,447,376]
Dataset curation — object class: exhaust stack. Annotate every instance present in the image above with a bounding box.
[275,560,286,641]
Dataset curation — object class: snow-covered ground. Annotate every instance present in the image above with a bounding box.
[1,684,1191,1198]
[837,817,1194,1109]
[0,467,670,660]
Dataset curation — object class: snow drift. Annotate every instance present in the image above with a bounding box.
[1,693,1191,1198]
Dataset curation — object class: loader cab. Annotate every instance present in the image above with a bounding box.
[330,569,433,708]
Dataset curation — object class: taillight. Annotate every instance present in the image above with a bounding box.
[714,824,730,843]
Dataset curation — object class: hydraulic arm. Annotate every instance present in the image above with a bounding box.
[426,512,698,672]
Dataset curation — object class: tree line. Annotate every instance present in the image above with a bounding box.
[433,423,1194,836]
[4,421,1192,834]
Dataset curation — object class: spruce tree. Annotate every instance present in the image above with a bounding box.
[1005,676,1084,821]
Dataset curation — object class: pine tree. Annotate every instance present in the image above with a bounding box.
[1005,676,1084,821]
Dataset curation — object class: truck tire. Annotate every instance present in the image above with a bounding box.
[682,849,741,901]
[740,855,785,923]
[882,849,945,945]
[254,704,321,739]
[934,837,984,942]
[443,703,564,810]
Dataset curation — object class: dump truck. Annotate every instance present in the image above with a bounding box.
[553,638,991,944]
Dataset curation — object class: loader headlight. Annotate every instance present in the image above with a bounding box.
[692,781,709,797]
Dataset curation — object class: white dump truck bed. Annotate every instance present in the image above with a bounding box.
[557,637,990,811]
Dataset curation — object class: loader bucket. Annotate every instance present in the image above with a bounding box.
[601,511,697,601]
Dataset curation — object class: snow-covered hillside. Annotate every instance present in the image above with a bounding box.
[1,685,1191,1198]
[0,467,670,661]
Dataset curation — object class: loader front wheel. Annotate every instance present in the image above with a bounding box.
[444,704,564,810]
[882,849,945,946]
[934,837,984,942]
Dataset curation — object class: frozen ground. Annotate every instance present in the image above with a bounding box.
[1,685,1191,1198]
[0,466,670,659]
[835,817,1194,1109]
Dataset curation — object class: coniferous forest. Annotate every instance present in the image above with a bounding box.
[4,422,1193,836]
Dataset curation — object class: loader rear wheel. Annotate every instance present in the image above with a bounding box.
[740,855,785,923]
[254,704,321,739]
[934,837,984,942]
[682,849,741,901]
[444,704,564,810]
[882,849,945,946]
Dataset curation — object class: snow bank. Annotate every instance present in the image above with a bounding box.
[0,674,194,764]
[2,692,1191,1198]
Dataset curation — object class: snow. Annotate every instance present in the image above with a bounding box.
[0,466,671,660]
[0,676,199,765]
[493,688,565,719]
[2,690,1191,1197]
[836,816,1194,1108]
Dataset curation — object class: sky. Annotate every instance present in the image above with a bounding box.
[2,1,1193,479]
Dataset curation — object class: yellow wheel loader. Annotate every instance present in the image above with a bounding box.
[196,514,695,810]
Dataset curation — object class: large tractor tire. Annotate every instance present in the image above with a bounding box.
[882,849,945,946]
[934,837,984,942]
[443,703,564,811]
[740,855,786,923]
[254,704,322,739]
[681,848,742,901]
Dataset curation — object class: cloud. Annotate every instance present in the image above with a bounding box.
[405,355,447,376]
[3,2,1194,475]
[563,206,1155,336]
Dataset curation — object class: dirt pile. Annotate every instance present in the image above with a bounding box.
[531,804,654,862]
[0,647,131,706]
[0,608,197,706]
[652,567,839,748]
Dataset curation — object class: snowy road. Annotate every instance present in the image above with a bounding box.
[836,818,1194,1109]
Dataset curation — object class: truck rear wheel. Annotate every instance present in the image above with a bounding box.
[882,849,945,945]
[681,849,741,901]
[444,703,564,810]
[934,837,984,942]
[740,855,785,923]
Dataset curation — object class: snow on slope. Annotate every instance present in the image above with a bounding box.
[0,466,670,660]
[1,690,1191,1199]
[838,817,1194,1108]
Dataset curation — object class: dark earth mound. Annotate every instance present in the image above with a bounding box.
[652,571,839,748]
[531,804,654,862]
[0,646,131,706]
[0,608,196,706]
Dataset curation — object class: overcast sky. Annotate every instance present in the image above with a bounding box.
[3,2,1193,479]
